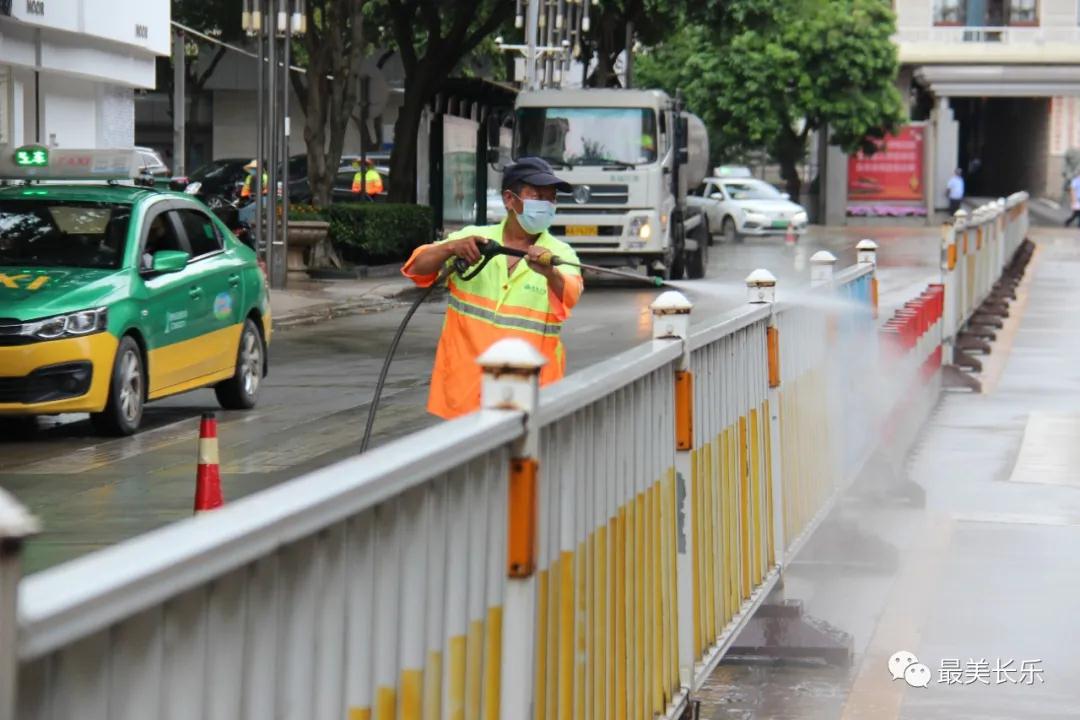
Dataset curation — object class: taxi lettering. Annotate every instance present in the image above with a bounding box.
[0,273,49,290]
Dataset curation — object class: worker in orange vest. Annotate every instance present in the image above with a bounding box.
[402,157,583,419]
[352,158,384,196]
[240,160,268,200]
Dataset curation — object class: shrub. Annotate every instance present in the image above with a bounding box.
[287,204,328,222]
[325,203,435,265]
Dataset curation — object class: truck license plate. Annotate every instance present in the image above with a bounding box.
[565,225,597,237]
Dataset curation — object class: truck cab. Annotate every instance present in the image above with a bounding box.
[512,88,709,279]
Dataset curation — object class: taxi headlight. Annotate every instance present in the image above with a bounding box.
[24,307,108,341]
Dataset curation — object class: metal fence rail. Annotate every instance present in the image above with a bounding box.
[0,221,1031,719]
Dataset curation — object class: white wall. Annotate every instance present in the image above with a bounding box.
[42,74,97,148]
[212,89,364,161]
[97,84,134,147]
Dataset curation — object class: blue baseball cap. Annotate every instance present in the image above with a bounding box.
[502,157,572,192]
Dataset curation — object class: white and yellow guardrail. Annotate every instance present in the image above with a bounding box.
[0,224,1031,720]
[940,192,1030,389]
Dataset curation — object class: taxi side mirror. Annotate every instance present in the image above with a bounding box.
[151,250,190,274]
[710,192,724,201]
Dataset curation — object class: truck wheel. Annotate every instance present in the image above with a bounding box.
[687,220,709,279]
[722,216,740,244]
[216,319,265,410]
[90,336,145,436]
[669,222,686,280]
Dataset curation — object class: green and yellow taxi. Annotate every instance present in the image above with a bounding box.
[0,148,270,435]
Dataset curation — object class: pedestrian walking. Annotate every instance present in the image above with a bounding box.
[946,167,965,215]
[1065,171,1080,227]
[402,157,583,419]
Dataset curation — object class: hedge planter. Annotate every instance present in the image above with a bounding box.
[286,220,330,272]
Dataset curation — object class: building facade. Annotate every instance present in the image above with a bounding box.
[895,0,1080,204]
[0,0,169,153]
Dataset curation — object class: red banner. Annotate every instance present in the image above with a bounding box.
[847,125,924,202]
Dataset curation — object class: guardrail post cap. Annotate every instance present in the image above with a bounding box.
[0,486,39,544]
[856,239,878,265]
[651,290,692,340]
[745,268,777,304]
[479,339,546,412]
[953,208,968,223]
[809,250,837,287]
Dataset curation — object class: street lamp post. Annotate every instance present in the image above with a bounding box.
[244,0,305,290]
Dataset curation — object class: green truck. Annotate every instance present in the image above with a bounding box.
[0,148,270,435]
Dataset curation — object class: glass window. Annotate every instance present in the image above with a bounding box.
[141,211,186,270]
[175,209,222,258]
[1008,0,1038,24]
[515,107,659,167]
[0,200,131,269]
[720,180,784,201]
[933,0,965,24]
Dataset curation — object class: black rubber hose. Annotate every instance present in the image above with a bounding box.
[359,266,450,453]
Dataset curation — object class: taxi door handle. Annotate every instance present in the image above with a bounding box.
[228,274,241,287]
[189,287,203,299]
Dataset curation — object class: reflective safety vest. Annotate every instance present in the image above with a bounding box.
[402,220,584,419]
[352,168,384,195]
[241,171,269,199]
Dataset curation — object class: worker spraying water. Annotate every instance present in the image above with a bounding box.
[400,157,584,420]
[360,158,673,451]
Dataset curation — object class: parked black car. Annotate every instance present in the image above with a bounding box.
[171,158,251,201]
[288,153,391,204]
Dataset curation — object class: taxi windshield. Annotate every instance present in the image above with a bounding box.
[0,200,132,270]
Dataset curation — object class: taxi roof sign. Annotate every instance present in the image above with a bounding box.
[0,148,143,181]
[14,145,49,167]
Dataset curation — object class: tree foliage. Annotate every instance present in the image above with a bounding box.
[369,0,516,202]
[636,0,905,197]
[289,0,369,207]
[161,0,245,168]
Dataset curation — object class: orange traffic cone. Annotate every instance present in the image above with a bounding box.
[785,220,797,245]
[194,412,224,513]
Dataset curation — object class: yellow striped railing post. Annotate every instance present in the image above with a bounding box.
[857,240,879,320]
[746,270,784,568]
[478,339,546,720]
[650,290,696,689]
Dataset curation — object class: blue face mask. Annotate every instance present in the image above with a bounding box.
[511,193,556,234]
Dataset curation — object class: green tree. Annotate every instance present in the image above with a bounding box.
[289,0,369,207]
[372,0,516,202]
[577,0,726,87]
[637,0,905,199]
[162,0,244,167]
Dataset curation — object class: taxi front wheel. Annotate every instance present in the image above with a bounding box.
[215,319,264,410]
[90,336,145,436]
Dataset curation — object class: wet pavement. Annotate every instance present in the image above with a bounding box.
[701,228,1080,718]
[0,224,943,574]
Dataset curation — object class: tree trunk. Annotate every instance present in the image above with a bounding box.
[303,74,332,207]
[776,128,806,201]
[388,77,429,203]
[779,152,802,202]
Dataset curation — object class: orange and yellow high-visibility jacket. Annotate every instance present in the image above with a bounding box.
[402,221,584,419]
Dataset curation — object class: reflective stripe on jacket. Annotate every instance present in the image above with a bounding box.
[402,221,584,419]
